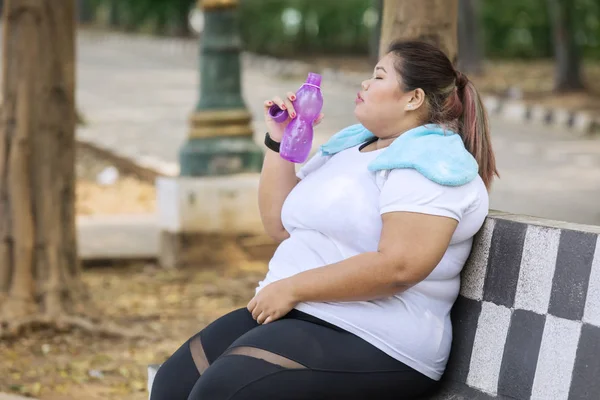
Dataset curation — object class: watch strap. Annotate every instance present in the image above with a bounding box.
[264,132,281,153]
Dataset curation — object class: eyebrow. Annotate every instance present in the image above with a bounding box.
[375,66,387,73]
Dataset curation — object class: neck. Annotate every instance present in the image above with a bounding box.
[374,122,421,150]
[375,136,399,150]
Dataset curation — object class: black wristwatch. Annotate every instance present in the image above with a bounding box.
[264,132,281,153]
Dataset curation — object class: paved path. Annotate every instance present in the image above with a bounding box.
[0,394,35,400]
[76,31,600,226]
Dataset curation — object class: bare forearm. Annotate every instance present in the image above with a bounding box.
[288,252,411,303]
[258,149,298,241]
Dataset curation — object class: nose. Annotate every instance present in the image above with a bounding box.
[361,80,369,91]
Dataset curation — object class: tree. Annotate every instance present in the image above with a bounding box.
[369,0,383,65]
[0,0,81,334]
[0,0,136,338]
[108,0,122,28]
[77,0,94,24]
[457,0,483,75]
[379,0,459,62]
[172,0,193,37]
[547,0,585,92]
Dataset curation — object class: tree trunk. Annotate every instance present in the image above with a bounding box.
[379,0,458,64]
[369,0,383,65]
[0,0,83,331]
[77,0,94,24]
[172,0,192,38]
[108,0,121,28]
[547,0,585,92]
[457,0,483,75]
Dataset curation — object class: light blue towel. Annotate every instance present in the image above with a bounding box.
[320,124,479,186]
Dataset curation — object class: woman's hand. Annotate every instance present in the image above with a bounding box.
[247,279,299,325]
[264,92,324,142]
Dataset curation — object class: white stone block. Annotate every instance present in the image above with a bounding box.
[482,96,501,114]
[552,108,572,126]
[147,364,160,399]
[461,219,495,301]
[583,236,600,327]
[156,174,264,234]
[466,302,512,395]
[501,101,528,121]
[530,105,551,124]
[531,316,581,400]
[514,225,560,314]
[572,112,596,134]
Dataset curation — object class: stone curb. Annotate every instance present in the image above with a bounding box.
[483,97,599,136]
[77,214,159,262]
[76,135,179,182]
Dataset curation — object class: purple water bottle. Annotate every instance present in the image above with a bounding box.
[268,73,323,163]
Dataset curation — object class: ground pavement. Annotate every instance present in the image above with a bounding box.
[76,31,600,226]
[0,394,34,400]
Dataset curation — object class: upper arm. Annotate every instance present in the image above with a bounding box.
[377,169,475,283]
[379,212,457,284]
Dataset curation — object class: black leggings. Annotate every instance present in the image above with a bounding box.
[150,308,439,400]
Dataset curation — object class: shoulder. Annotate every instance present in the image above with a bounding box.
[379,168,488,222]
[385,168,485,193]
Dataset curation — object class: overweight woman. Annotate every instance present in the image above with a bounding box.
[151,40,498,400]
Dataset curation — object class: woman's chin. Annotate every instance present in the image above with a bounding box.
[353,104,363,118]
[354,105,368,122]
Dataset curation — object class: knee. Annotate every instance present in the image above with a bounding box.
[149,341,200,400]
[150,362,189,400]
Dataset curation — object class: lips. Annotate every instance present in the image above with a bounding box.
[356,92,364,103]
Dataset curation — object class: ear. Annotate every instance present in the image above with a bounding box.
[404,88,426,111]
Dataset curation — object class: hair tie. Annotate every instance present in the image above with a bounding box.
[455,71,468,90]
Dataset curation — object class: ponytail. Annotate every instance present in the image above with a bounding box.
[456,72,498,190]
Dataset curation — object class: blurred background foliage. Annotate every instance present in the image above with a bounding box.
[83,0,600,60]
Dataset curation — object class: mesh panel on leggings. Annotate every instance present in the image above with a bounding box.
[189,335,210,374]
[224,346,307,369]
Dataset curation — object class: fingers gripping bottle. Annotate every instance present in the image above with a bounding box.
[268,73,323,163]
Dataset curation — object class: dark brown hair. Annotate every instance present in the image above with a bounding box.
[388,40,498,189]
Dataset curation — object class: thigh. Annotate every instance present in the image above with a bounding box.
[190,316,438,399]
[226,316,405,372]
[199,307,259,363]
[200,362,435,400]
[220,361,437,400]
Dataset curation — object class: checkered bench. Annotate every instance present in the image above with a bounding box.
[148,211,600,400]
[437,211,600,399]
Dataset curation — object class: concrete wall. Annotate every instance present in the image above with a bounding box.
[439,211,600,400]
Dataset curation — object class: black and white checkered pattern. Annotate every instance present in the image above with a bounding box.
[444,212,600,400]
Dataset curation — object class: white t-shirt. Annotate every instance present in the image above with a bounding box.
[256,142,489,381]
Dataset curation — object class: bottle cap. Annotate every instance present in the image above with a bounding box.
[306,72,322,87]
[268,104,289,123]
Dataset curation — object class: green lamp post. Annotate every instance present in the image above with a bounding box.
[179,0,262,177]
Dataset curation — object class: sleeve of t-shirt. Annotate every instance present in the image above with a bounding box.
[379,168,479,222]
[296,152,330,180]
